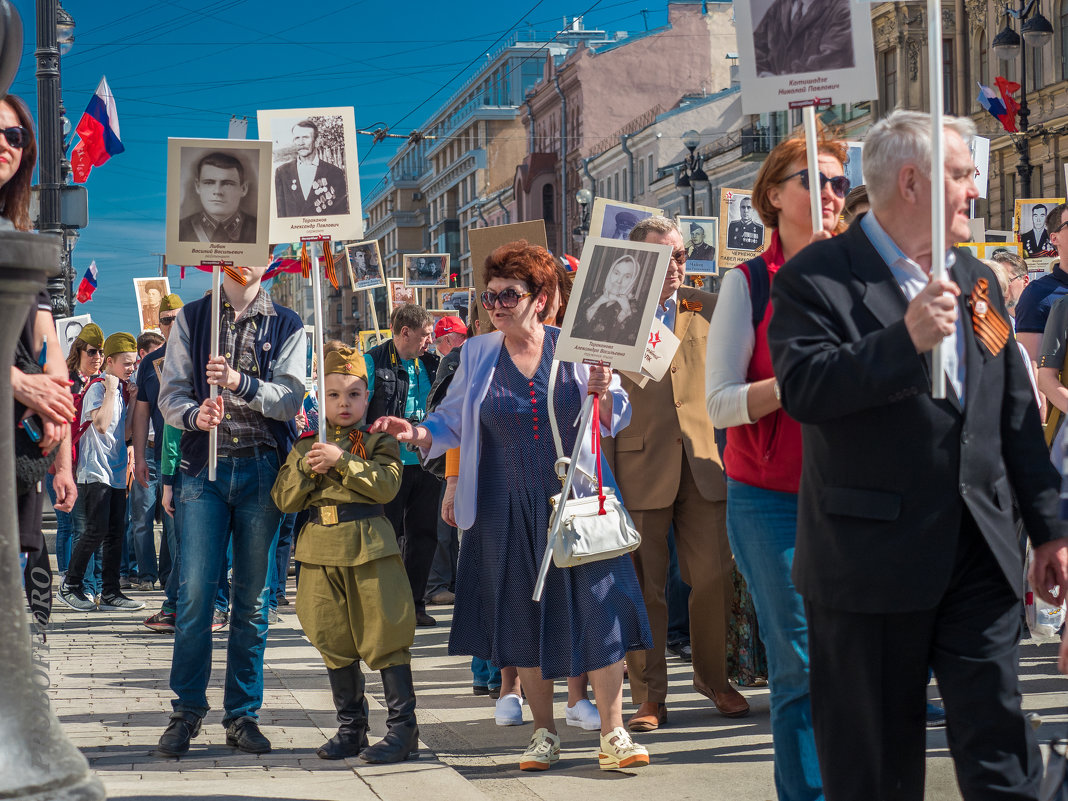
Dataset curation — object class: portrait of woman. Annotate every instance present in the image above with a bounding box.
[571,253,644,346]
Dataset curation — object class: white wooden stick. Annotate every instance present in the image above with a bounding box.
[366,287,381,337]
[803,106,822,235]
[928,0,947,399]
[310,241,328,444]
[208,263,221,481]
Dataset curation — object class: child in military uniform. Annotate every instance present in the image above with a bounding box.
[271,347,418,763]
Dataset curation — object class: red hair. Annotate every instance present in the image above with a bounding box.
[483,240,559,322]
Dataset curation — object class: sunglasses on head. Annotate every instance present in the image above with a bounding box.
[1,126,29,149]
[480,288,533,310]
[85,347,103,357]
[780,168,851,199]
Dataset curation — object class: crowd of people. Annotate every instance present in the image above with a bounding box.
[9,80,1068,798]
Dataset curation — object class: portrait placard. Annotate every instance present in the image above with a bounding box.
[56,313,93,357]
[165,138,272,267]
[469,220,548,333]
[257,106,363,243]
[843,141,863,194]
[971,136,990,199]
[588,198,661,242]
[1015,198,1063,260]
[677,216,719,275]
[734,0,878,115]
[718,188,770,270]
[437,288,474,322]
[344,240,385,291]
[985,230,1013,243]
[358,328,392,354]
[133,276,172,333]
[403,253,450,289]
[556,237,672,372]
[965,218,987,243]
[957,242,1025,260]
[388,278,417,310]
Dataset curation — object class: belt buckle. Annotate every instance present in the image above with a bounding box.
[320,505,338,525]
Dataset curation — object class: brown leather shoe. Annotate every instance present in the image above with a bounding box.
[695,682,750,718]
[627,702,667,732]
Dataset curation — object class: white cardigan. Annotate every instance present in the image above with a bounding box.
[420,329,632,531]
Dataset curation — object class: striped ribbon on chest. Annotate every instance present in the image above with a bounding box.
[348,430,367,459]
[968,278,1010,358]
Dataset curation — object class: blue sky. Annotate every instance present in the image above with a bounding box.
[8,0,667,334]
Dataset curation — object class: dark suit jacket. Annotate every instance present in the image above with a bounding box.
[1021,228,1051,257]
[274,158,350,218]
[753,0,855,76]
[766,218,1064,614]
[177,212,257,244]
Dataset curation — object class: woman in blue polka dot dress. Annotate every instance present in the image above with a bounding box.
[372,241,652,772]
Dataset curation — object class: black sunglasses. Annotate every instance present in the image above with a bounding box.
[1,126,29,149]
[159,315,177,325]
[85,347,103,357]
[780,168,851,199]
[480,289,533,310]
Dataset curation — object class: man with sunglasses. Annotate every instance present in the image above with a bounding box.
[363,304,440,626]
[608,216,749,733]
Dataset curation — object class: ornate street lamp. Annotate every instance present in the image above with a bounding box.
[676,130,709,215]
[574,187,592,237]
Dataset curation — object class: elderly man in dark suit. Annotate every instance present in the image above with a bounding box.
[767,109,1068,800]
[753,0,855,76]
[274,119,349,218]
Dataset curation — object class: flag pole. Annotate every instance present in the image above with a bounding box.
[928,0,947,399]
[366,288,381,339]
[204,261,226,481]
[803,106,822,236]
[303,236,329,445]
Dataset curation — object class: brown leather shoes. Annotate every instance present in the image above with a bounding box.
[627,702,667,732]
[695,682,750,718]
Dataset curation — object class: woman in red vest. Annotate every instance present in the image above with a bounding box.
[705,130,849,801]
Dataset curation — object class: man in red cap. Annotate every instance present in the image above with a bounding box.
[432,316,466,357]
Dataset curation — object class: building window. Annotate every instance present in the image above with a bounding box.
[978,31,990,98]
[542,184,555,224]
[880,49,897,117]
[622,168,628,201]
[351,296,359,316]
[1061,0,1068,79]
[336,304,342,324]
[1030,38,1045,93]
[638,160,646,195]
[943,39,956,113]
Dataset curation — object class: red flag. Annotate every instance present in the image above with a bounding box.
[994,76,1020,133]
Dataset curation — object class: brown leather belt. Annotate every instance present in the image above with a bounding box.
[311,503,385,525]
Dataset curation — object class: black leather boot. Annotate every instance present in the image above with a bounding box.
[317,662,369,759]
[359,664,419,763]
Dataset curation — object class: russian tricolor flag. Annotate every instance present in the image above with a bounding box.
[76,261,98,304]
[71,77,124,184]
[976,79,1020,133]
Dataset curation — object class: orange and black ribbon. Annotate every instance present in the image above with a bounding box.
[680,298,703,313]
[300,241,311,279]
[348,429,367,460]
[691,276,705,288]
[222,264,247,286]
[968,277,1010,358]
[323,241,340,291]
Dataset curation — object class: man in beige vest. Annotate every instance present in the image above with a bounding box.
[610,216,748,731]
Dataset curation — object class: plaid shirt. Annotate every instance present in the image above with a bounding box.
[216,288,277,456]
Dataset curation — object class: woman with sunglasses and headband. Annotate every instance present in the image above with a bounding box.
[705,131,849,801]
[371,240,652,772]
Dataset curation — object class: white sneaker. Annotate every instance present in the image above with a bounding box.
[565,698,600,730]
[598,726,649,771]
[494,693,524,726]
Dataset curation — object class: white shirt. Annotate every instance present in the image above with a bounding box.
[705,269,758,427]
[655,291,678,332]
[76,380,128,488]
[297,156,319,198]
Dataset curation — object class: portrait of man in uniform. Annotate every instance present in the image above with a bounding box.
[273,118,350,218]
[726,196,765,251]
[1019,202,1054,258]
[177,151,258,244]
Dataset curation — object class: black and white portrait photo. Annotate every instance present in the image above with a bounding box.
[166,137,272,267]
[588,197,660,243]
[345,240,385,290]
[1015,199,1061,259]
[403,253,450,288]
[678,215,719,275]
[57,314,92,357]
[571,246,658,347]
[751,0,854,77]
[725,194,765,252]
[257,106,364,243]
[438,288,473,322]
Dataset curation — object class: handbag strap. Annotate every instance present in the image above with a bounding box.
[548,357,607,512]
[590,393,606,515]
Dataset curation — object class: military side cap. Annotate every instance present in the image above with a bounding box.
[103,332,137,358]
[76,323,104,348]
[159,293,184,314]
[324,346,368,381]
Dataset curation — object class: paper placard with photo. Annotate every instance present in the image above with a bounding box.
[733,0,877,115]
[438,288,474,323]
[556,237,672,373]
[1015,198,1063,260]
[345,240,385,291]
[388,278,417,310]
[844,141,863,194]
[56,314,93,357]
[469,220,548,333]
[985,230,1013,243]
[718,188,770,270]
[965,218,986,243]
[618,316,681,389]
[588,197,661,242]
[971,136,990,199]
[957,242,1025,261]
[358,329,392,354]
[677,216,719,275]
[133,276,172,333]
[257,106,363,244]
[165,138,272,267]
[403,253,450,289]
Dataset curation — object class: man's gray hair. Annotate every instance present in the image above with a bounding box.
[862,110,976,208]
[391,303,433,334]
[629,215,680,242]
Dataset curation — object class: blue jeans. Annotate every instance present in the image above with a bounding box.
[45,472,73,573]
[126,453,170,583]
[162,473,231,616]
[726,479,822,801]
[69,490,102,595]
[169,451,281,723]
[269,513,296,609]
[471,657,501,690]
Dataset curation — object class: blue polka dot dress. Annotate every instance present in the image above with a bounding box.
[448,328,652,680]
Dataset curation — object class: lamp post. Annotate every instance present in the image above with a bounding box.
[675,130,709,216]
[992,0,1053,199]
[574,187,592,243]
[36,0,76,318]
